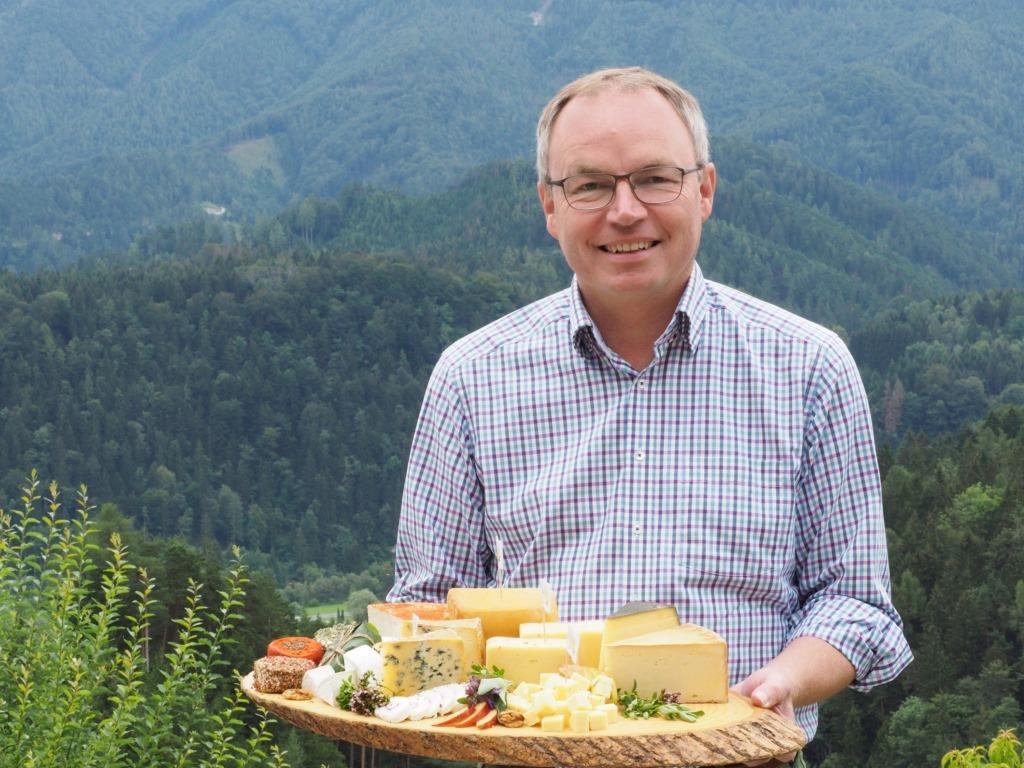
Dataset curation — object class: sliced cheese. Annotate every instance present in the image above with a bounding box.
[604,623,728,703]
[447,588,557,640]
[598,602,679,670]
[399,617,484,667]
[378,630,466,696]
[367,602,448,638]
[567,619,605,667]
[485,637,572,685]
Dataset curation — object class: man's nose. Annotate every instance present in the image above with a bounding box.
[606,177,647,224]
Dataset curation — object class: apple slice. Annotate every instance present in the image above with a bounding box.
[455,701,491,727]
[475,708,499,729]
[433,706,469,727]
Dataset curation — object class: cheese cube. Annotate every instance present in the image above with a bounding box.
[599,702,619,724]
[486,637,572,685]
[506,693,532,713]
[588,709,610,731]
[541,714,565,732]
[539,672,563,687]
[399,617,484,667]
[604,623,728,703]
[567,620,605,668]
[519,621,570,639]
[565,691,592,712]
[587,693,606,708]
[378,630,466,696]
[599,602,679,670]
[530,689,558,716]
[447,588,558,640]
[568,710,590,733]
[367,602,448,638]
[590,674,615,700]
[523,709,541,727]
[514,681,543,698]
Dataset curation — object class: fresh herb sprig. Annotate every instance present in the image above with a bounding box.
[460,664,510,711]
[337,671,390,715]
[617,685,705,722]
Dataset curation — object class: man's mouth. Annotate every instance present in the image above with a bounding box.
[600,240,657,253]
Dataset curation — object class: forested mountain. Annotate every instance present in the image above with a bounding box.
[2,0,1022,273]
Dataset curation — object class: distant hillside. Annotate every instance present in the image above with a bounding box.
[1,0,1022,272]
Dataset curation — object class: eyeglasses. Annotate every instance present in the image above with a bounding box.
[547,164,704,211]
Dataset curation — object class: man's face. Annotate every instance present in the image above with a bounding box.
[538,87,716,310]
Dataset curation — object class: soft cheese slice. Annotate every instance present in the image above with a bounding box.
[399,617,485,667]
[519,621,570,639]
[566,619,605,667]
[485,637,573,685]
[378,630,466,696]
[604,623,728,703]
[447,588,557,640]
[367,602,448,639]
[598,602,679,670]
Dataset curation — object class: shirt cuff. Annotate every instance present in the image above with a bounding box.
[788,594,914,692]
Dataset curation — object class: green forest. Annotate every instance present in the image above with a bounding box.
[3,0,1024,765]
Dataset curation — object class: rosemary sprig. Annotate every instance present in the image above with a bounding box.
[617,684,705,722]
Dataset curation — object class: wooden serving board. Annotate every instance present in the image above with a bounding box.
[241,673,805,767]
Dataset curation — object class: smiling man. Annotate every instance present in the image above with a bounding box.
[389,67,912,757]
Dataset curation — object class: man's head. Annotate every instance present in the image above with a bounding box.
[536,67,716,314]
[536,67,710,184]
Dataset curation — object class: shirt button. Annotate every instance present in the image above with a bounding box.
[637,379,647,390]
[632,524,642,538]
[633,449,644,462]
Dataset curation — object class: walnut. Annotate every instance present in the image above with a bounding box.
[497,710,525,728]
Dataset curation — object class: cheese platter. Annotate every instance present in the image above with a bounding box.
[241,672,805,767]
[242,591,808,766]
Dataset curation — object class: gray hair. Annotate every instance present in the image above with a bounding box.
[536,67,710,182]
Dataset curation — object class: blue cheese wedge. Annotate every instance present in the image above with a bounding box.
[378,629,466,696]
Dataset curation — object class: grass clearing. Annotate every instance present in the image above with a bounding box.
[226,136,286,186]
[305,601,347,622]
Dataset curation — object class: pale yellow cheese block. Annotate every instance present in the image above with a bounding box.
[447,588,557,640]
[566,619,605,667]
[399,617,484,667]
[598,602,679,670]
[486,637,573,684]
[378,630,466,695]
[519,622,570,639]
[604,623,728,703]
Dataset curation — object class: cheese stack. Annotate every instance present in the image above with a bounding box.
[447,588,557,640]
[604,623,729,703]
[597,602,680,670]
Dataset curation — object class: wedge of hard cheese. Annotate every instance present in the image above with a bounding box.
[598,602,679,670]
[447,588,557,640]
[604,623,728,703]
[367,602,448,638]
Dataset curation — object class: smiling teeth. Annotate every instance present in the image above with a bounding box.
[606,241,653,253]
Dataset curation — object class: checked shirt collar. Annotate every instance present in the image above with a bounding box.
[568,262,712,368]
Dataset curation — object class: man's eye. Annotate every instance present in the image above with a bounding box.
[567,177,612,195]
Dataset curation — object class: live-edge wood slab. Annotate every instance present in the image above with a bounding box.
[242,673,806,767]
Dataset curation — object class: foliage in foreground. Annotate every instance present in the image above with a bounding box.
[0,472,290,768]
[943,729,1024,767]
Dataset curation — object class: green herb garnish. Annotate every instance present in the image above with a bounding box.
[617,684,704,722]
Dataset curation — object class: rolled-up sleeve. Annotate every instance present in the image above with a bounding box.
[387,356,490,603]
[789,342,913,691]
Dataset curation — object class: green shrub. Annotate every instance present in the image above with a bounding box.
[942,729,1023,767]
[0,472,291,768]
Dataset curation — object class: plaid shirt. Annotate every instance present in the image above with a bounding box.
[389,263,912,738]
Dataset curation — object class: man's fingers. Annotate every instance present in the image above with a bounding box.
[750,683,781,709]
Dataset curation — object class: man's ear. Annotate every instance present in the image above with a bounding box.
[699,162,717,222]
[538,181,559,240]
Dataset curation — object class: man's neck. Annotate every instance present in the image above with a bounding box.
[582,287,684,371]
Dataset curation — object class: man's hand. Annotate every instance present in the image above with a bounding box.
[731,636,857,766]
[731,667,798,765]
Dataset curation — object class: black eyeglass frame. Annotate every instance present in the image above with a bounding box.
[546,164,705,211]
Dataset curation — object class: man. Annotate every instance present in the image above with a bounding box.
[388,67,912,754]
